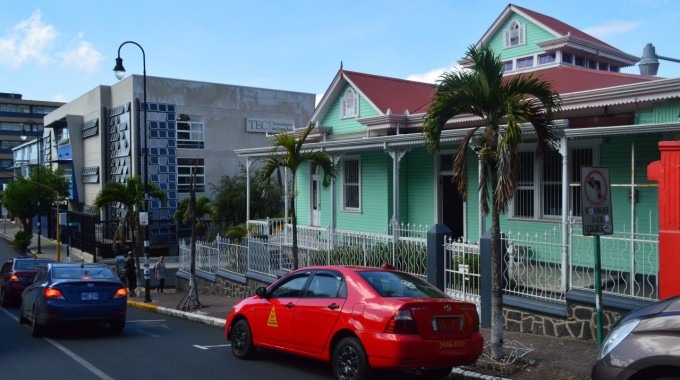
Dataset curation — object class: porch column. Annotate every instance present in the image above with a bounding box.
[560,136,569,292]
[478,160,485,237]
[388,149,407,264]
[246,157,252,221]
[284,167,289,225]
[330,155,342,231]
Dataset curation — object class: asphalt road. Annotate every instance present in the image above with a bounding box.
[0,240,336,380]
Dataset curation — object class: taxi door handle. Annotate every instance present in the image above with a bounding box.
[285,302,295,308]
[327,303,340,310]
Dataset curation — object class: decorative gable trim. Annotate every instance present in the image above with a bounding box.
[503,20,526,48]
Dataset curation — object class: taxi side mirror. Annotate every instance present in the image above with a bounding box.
[255,287,268,298]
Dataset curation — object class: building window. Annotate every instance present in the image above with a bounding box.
[177,114,204,149]
[516,56,534,69]
[177,158,205,193]
[82,166,99,184]
[504,20,526,48]
[538,53,556,65]
[574,56,585,67]
[562,52,573,64]
[609,65,619,72]
[512,146,596,219]
[342,157,360,211]
[341,88,358,119]
[503,61,513,72]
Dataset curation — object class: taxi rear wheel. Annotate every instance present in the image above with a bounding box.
[332,337,369,380]
[231,319,256,359]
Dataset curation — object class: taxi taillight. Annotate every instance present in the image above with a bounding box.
[385,309,418,334]
[462,307,480,333]
[43,288,64,299]
[114,288,128,298]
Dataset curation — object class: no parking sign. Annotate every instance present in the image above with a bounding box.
[580,167,614,236]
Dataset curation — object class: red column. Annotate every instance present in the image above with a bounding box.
[647,141,680,299]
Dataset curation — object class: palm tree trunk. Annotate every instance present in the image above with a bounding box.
[490,171,505,361]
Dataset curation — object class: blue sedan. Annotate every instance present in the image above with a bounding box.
[19,263,128,337]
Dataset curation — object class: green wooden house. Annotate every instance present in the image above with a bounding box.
[236,4,680,304]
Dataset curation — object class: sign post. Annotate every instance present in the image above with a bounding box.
[580,166,614,350]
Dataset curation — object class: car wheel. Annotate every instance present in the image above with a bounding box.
[332,337,369,380]
[18,301,29,325]
[30,307,43,337]
[110,320,125,333]
[0,288,9,308]
[231,319,256,359]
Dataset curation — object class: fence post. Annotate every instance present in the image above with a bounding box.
[427,224,451,291]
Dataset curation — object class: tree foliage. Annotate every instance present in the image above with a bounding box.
[423,44,560,360]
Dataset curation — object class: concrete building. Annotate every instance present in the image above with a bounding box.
[0,92,63,188]
[44,76,315,256]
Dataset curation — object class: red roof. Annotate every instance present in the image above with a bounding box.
[512,4,615,49]
[506,66,659,94]
[342,71,435,115]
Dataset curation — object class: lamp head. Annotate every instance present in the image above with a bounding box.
[20,128,27,141]
[113,57,126,80]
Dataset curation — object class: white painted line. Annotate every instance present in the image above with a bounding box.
[46,338,115,380]
[127,319,167,323]
[193,343,231,350]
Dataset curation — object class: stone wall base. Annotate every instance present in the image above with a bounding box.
[177,275,268,299]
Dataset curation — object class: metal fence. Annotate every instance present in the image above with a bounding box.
[443,237,481,314]
[180,221,429,279]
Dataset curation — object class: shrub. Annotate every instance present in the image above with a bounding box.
[12,230,32,252]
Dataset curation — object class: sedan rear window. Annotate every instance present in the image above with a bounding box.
[53,267,117,280]
[359,271,447,298]
[15,260,51,271]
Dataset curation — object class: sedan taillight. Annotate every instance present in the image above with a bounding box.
[114,288,128,298]
[385,309,418,334]
[9,274,19,281]
[44,288,64,299]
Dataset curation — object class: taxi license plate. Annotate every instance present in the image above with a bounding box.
[81,292,99,301]
[434,316,461,332]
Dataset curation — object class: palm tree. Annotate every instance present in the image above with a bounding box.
[174,195,214,240]
[260,122,336,269]
[93,176,167,289]
[423,44,561,360]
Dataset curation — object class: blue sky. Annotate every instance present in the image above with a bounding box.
[2,0,679,104]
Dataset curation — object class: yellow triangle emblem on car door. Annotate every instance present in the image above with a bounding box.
[267,306,278,327]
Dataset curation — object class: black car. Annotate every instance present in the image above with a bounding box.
[0,256,54,307]
[19,263,128,336]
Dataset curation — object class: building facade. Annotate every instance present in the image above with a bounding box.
[44,76,315,255]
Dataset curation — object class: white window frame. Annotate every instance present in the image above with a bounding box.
[341,88,359,119]
[341,156,361,212]
[177,114,205,149]
[177,158,205,193]
[510,141,600,220]
[503,20,526,48]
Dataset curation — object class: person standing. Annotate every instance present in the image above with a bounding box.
[154,256,167,293]
[124,252,137,296]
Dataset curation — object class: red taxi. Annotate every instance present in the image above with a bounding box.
[0,257,54,307]
[225,265,483,380]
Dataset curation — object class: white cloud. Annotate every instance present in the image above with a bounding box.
[57,34,103,73]
[405,64,461,83]
[583,21,641,40]
[0,10,57,68]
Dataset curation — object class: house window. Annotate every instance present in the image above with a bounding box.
[538,53,556,65]
[504,20,526,48]
[341,88,358,119]
[342,158,360,211]
[516,56,534,69]
[513,146,595,219]
[562,52,573,64]
[503,61,513,72]
[177,114,204,149]
[177,158,205,193]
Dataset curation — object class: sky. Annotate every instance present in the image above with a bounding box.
[2,0,679,104]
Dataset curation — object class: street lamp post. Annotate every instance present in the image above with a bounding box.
[114,41,152,303]
[21,121,42,256]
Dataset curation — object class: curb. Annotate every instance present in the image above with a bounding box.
[127,299,226,328]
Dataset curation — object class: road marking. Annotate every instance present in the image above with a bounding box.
[193,343,231,350]
[46,338,115,380]
[126,319,167,323]
[1,308,114,380]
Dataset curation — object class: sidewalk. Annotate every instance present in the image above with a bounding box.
[0,220,597,379]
